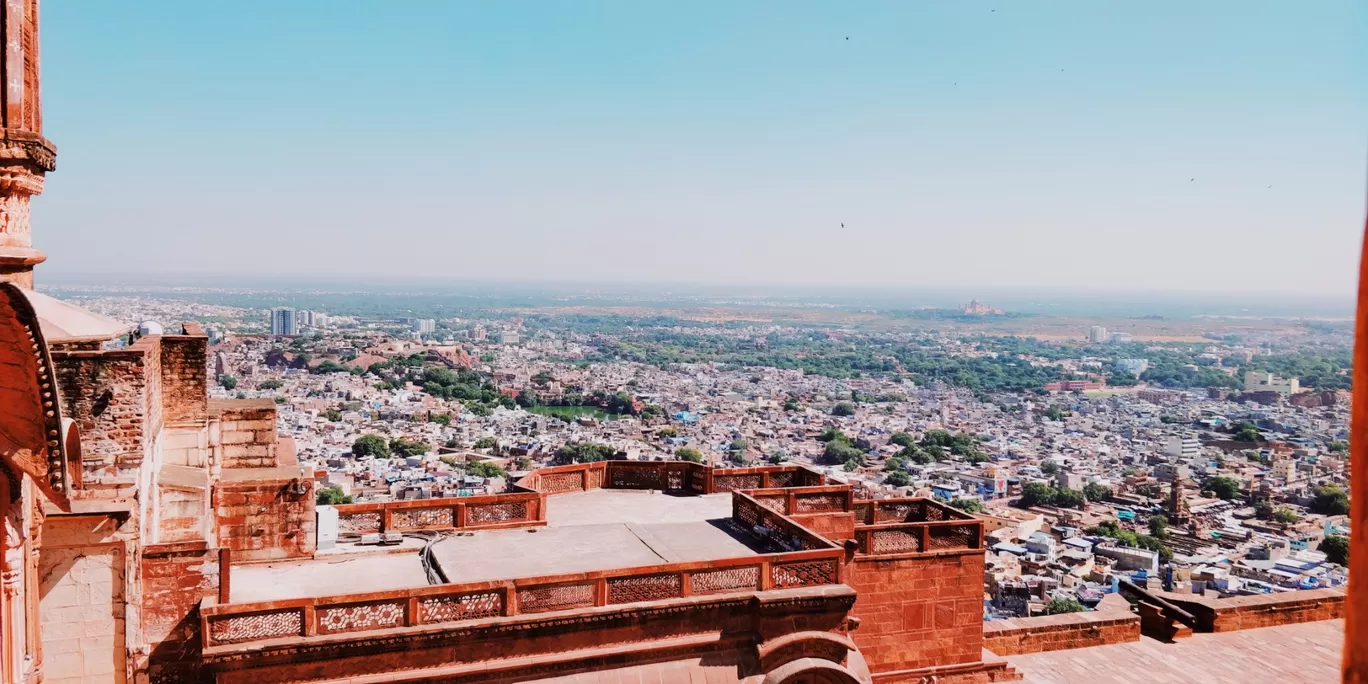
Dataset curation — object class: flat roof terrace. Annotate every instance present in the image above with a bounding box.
[431,489,760,583]
[230,489,751,602]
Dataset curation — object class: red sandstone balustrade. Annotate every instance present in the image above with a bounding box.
[735,484,854,516]
[852,519,985,556]
[731,491,845,553]
[851,497,974,525]
[199,545,846,649]
[512,460,829,497]
[332,491,547,536]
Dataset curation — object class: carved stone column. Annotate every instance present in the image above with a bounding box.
[0,0,55,289]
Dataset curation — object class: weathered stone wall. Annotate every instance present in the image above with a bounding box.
[214,472,314,562]
[52,338,159,494]
[846,551,985,674]
[1156,587,1345,632]
[160,327,208,424]
[982,610,1140,656]
[141,542,219,684]
[211,400,279,469]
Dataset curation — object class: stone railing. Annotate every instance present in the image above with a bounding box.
[983,597,1140,656]
[741,485,853,517]
[332,491,546,536]
[852,520,984,556]
[732,491,844,553]
[200,548,845,649]
[852,497,973,525]
[512,461,827,497]
[1151,586,1346,632]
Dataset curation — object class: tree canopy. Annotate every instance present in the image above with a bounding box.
[352,434,390,459]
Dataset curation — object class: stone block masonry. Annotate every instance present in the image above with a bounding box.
[848,551,986,673]
[983,610,1140,656]
[214,470,315,562]
[141,542,220,684]
[159,324,209,424]
[211,400,280,469]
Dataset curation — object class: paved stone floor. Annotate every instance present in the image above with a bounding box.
[1007,619,1344,683]
[546,489,734,527]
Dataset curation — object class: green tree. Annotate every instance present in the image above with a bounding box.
[1328,440,1349,453]
[389,438,428,457]
[312,360,348,375]
[1043,597,1086,615]
[727,450,748,465]
[1053,487,1086,509]
[1272,507,1300,524]
[1310,485,1350,516]
[473,436,498,450]
[557,442,616,463]
[1040,461,1060,476]
[822,440,864,467]
[515,388,538,408]
[640,404,664,420]
[657,427,679,438]
[468,461,506,479]
[783,398,799,411]
[1231,422,1261,442]
[220,375,238,390]
[323,408,343,422]
[1083,483,1111,502]
[257,379,283,390]
[1253,500,1274,520]
[884,471,911,487]
[831,402,856,417]
[950,498,985,514]
[675,447,704,463]
[729,438,750,454]
[315,486,352,505]
[889,432,915,448]
[352,434,390,459]
[1204,476,1241,501]
[1148,515,1168,538]
[1019,482,1056,508]
[1319,535,1349,565]
[430,413,452,426]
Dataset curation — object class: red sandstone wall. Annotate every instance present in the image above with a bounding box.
[142,542,220,683]
[982,611,1140,655]
[52,340,158,491]
[215,477,314,561]
[791,512,856,543]
[1158,588,1345,632]
[214,401,279,469]
[160,329,209,424]
[847,551,985,674]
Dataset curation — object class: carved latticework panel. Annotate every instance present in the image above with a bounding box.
[794,494,844,513]
[588,467,604,489]
[316,600,406,635]
[338,511,382,534]
[541,471,584,493]
[419,591,502,623]
[868,529,921,554]
[606,573,682,604]
[771,560,838,589]
[691,565,760,595]
[714,474,762,492]
[928,523,975,550]
[736,499,761,528]
[466,501,528,525]
[755,495,787,513]
[208,610,304,645]
[873,503,914,524]
[610,465,664,490]
[922,504,945,522]
[667,470,683,490]
[518,583,595,613]
[391,507,454,529]
[768,471,795,488]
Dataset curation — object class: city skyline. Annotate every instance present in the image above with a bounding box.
[33,1,1368,295]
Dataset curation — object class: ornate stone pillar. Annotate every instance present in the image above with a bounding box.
[0,0,55,289]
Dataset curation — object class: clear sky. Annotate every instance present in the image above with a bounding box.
[33,1,1368,296]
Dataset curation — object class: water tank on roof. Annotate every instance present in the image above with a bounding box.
[138,320,164,336]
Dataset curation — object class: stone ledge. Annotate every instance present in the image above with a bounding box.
[983,606,1141,656]
[1152,587,1345,632]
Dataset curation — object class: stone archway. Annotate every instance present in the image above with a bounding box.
[762,657,866,684]
[0,282,72,508]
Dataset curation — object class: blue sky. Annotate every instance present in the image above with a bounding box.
[33,1,1368,295]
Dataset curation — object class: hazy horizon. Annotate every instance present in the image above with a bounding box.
[34,1,1368,296]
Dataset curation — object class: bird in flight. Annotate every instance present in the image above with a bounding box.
[841,223,845,228]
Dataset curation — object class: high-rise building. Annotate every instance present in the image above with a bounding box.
[270,307,298,336]
[412,318,436,335]
[472,324,487,341]
[1088,325,1109,343]
[1244,371,1299,396]
[499,329,520,345]
[1116,358,1149,376]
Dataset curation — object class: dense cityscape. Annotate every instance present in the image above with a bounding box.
[66,288,1355,620]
